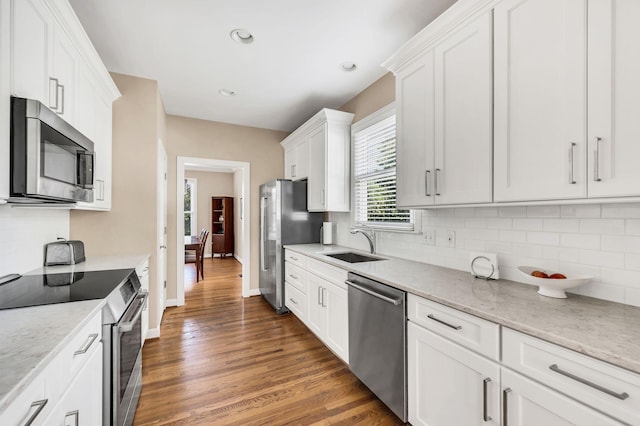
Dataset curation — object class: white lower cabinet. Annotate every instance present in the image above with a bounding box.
[136,258,150,343]
[408,322,500,426]
[42,342,102,426]
[501,368,621,426]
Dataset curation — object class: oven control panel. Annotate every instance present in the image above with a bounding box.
[119,279,137,303]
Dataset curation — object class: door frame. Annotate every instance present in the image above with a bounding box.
[176,156,251,304]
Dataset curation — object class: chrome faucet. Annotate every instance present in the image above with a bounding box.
[350,227,376,254]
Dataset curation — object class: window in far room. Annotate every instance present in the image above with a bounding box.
[184,178,197,236]
[352,104,413,231]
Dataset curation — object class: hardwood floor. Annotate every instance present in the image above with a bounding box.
[133,257,403,425]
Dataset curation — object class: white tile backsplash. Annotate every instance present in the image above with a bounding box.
[0,207,69,276]
[330,202,640,306]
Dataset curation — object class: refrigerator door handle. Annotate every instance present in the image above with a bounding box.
[260,196,268,271]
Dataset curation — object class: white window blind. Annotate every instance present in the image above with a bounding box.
[353,113,412,229]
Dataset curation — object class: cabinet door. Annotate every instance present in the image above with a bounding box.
[306,273,325,337]
[10,0,53,104]
[395,52,435,208]
[502,368,622,426]
[307,125,326,211]
[51,26,77,124]
[284,146,294,179]
[43,343,103,426]
[408,322,500,426]
[294,139,309,180]
[494,0,587,202]
[588,0,640,198]
[323,281,348,363]
[434,11,493,205]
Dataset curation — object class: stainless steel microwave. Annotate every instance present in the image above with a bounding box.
[10,96,94,203]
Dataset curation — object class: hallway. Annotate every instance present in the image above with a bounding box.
[133,257,401,425]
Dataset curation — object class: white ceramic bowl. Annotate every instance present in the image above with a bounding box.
[516,266,592,299]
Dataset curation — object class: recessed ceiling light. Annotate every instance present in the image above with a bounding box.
[230,29,254,44]
[341,62,357,72]
[218,89,236,97]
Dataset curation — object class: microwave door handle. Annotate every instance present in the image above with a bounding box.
[117,291,148,333]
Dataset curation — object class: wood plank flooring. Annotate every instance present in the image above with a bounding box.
[133,257,403,425]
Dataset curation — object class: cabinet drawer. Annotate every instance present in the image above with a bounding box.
[285,282,307,321]
[284,250,307,268]
[285,262,306,294]
[0,372,49,426]
[307,257,348,289]
[503,328,640,425]
[53,310,102,395]
[136,259,150,278]
[407,294,499,360]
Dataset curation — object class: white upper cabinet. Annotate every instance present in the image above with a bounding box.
[433,11,493,205]
[388,10,493,207]
[281,108,353,212]
[1,0,120,206]
[587,0,640,198]
[494,0,588,202]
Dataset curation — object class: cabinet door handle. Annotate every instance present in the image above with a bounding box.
[593,137,602,182]
[549,364,629,400]
[322,287,327,307]
[289,256,299,261]
[74,333,98,356]
[569,142,576,184]
[64,409,79,426]
[483,378,492,422]
[502,388,511,426]
[289,298,298,305]
[425,170,431,196]
[57,83,65,115]
[24,399,48,426]
[289,274,299,280]
[317,286,322,305]
[427,314,462,330]
[292,164,296,178]
[435,168,441,196]
[48,77,59,111]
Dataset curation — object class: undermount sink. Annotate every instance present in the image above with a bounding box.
[325,252,386,263]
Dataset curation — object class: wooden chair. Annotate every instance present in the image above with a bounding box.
[199,230,209,280]
[185,229,207,282]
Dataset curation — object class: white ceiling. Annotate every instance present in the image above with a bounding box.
[69,0,456,132]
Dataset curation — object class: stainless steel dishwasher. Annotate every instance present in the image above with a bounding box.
[346,272,407,422]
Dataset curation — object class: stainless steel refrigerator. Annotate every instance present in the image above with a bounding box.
[259,179,324,313]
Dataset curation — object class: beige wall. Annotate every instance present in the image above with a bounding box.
[184,170,234,257]
[339,72,395,122]
[166,115,287,298]
[70,73,165,333]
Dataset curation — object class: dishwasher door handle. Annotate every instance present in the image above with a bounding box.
[345,280,403,305]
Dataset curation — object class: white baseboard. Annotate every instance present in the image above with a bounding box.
[247,288,261,297]
[234,254,243,264]
[146,328,160,339]
[165,298,179,307]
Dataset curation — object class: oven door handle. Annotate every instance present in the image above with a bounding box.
[118,291,148,333]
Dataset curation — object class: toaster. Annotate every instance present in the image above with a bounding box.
[44,239,86,266]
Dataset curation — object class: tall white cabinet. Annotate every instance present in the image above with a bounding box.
[387,11,493,208]
[0,0,120,208]
[493,0,587,202]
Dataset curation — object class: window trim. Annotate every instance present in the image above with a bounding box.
[350,103,419,233]
[184,178,197,236]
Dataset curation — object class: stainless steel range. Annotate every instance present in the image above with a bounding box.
[0,268,148,426]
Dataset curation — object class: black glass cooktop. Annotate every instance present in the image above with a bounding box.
[0,269,134,310]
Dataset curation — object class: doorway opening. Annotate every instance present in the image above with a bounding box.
[176,157,251,305]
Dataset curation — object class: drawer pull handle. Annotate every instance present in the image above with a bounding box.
[289,274,299,280]
[427,314,462,330]
[65,409,79,426]
[502,388,511,426]
[24,399,48,426]
[74,333,98,356]
[290,256,299,261]
[482,378,491,422]
[549,364,629,400]
[289,298,298,305]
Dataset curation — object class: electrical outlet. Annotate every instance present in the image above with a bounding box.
[423,228,435,245]
[446,230,456,247]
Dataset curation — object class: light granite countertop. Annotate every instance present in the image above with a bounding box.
[285,244,640,376]
[0,254,149,413]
